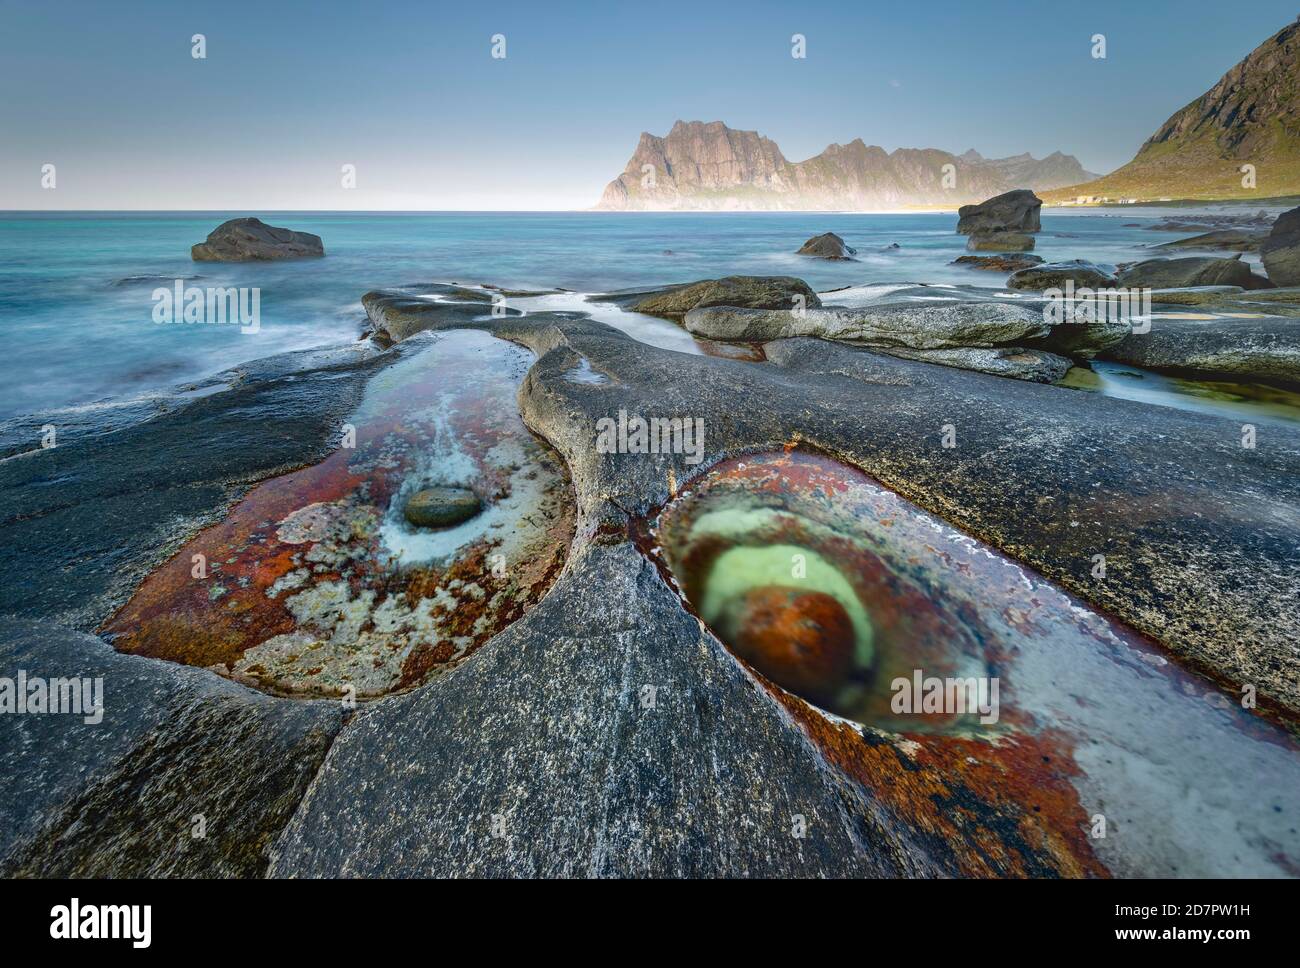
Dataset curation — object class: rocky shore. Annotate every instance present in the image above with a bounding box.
[4,206,1300,879]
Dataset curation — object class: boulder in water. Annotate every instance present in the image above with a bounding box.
[191,217,324,262]
[956,189,1042,235]
[796,232,857,260]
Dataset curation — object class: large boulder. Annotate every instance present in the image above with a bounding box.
[1261,206,1300,287]
[1103,316,1300,386]
[191,217,324,262]
[796,233,856,260]
[966,231,1035,252]
[956,189,1042,235]
[629,276,821,318]
[1117,256,1273,290]
[1007,260,1118,291]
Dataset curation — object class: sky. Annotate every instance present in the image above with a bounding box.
[2,0,1296,210]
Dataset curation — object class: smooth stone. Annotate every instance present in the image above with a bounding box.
[404,486,482,528]
[191,217,324,262]
[1117,256,1273,290]
[717,586,856,709]
[956,189,1042,235]
[1007,260,1118,291]
[627,276,822,318]
[796,232,857,260]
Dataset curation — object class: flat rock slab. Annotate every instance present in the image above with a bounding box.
[683,301,1128,361]
[362,289,520,342]
[875,345,1072,382]
[0,620,343,877]
[0,343,394,630]
[1102,315,1300,386]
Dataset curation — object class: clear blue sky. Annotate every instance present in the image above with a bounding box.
[2,0,1296,209]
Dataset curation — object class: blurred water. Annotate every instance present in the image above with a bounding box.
[0,208,1275,419]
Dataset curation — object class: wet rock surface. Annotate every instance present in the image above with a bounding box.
[0,343,393,629]
[5,294,1300,878]
[101,331,575,698]
[191,217,324,262]
[362,287,520,342]
[1102,315,1300,387]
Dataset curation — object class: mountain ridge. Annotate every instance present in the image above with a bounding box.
[596,120,1096,211]
[1043,20,1300,203]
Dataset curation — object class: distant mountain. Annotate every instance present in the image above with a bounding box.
[1043,20,1300,203]
[595,121,1096,211]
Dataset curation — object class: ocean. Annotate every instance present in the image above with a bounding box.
[0,209,1278,421]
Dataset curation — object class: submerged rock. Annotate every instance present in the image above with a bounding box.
[1261,205,1300,286]
[404,486,481,528]
[956,189,1042,235]
[1118,256,1273,290]
[966,231,1035,252]
[796,232,857,260]
[952,253,1044,272]
[1102,315,1300,386]
[1007,260,1118,291]
[191,217,324,262]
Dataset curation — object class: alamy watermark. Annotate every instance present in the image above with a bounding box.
[890,669,1000,725]
[152,280,260,334]
[1042,280,1151,334]
[0,670,103,724]
[595,409,705,465]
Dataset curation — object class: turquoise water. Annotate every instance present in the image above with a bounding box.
[0,209,1269,419]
